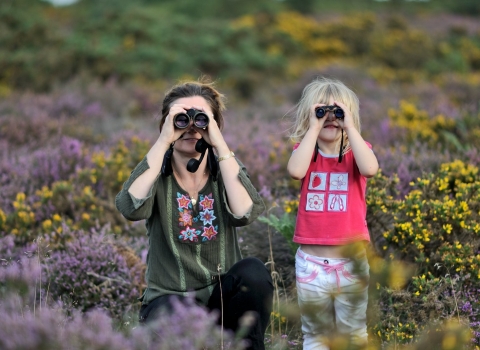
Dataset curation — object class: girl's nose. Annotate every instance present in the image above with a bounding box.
[326,111,335,120]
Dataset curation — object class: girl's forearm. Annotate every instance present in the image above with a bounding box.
[345,128,379,177]
[287,130,319,180]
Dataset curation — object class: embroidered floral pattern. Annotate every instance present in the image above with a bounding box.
[199,209,216,226]
[178,210,193,226]
[201,226,218,241]
[200,196,214,210]
[179,226,200,242]
[177,192,218,243]
[177,194,191,209]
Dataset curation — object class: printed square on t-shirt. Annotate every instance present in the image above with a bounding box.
[308,172,327,191]
[329,173,348,191]
[327,193,347,212]
[305,193,325,211]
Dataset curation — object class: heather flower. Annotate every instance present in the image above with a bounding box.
[46,226,140,320]
[142,296,246,350]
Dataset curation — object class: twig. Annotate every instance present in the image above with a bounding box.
[86,271,129,285]
[37,238,42,311]
[435,263,461,322]
[217,264,224,350]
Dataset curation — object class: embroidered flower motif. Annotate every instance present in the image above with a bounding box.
[200,194,214,210]
[201,226,218,241]
[178,210,193,226]
[179,227,199,242]
[177,194,191,209]
[308,195,323,210]
[199,209,216,226]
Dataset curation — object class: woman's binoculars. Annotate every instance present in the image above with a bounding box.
[315,106,344,119]
[174,109,209,129]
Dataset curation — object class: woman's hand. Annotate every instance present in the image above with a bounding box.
[159,104,198,146]
[190,106,228,154]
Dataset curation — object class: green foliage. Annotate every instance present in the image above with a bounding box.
[370,25,434,70]
[258,212,298,254]
[2,1,480,93]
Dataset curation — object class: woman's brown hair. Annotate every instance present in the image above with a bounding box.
[159,78,226,133]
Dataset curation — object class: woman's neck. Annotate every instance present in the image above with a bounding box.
[171,151,209,178]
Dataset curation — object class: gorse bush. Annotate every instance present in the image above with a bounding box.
[382,160,480,276]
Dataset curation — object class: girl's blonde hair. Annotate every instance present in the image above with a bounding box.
[289,77,361,154]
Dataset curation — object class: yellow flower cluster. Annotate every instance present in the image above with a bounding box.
[383,160,480,280]
[388,101,456,145]
[374,322,418,343]
[283,197,299,214]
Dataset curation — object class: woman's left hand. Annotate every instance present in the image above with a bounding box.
[191,106,228,153]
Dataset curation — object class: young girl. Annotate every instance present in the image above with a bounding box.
[287,77,379,349]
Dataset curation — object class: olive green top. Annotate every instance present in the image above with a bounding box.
[115,156,265,306]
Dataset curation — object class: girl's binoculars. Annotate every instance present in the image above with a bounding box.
[315,106,344,119]
[174,109,209,129]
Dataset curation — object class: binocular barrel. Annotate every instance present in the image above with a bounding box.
[315,106,344,119]
[174,109,210,129]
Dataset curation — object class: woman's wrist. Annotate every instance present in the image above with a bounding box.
[218,151,235,162]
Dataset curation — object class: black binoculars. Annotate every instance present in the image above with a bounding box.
[315,106,344,119]
[174,109,209,129]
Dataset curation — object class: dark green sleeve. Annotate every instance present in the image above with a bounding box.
[115,157,159,221]
[220,158,266,227]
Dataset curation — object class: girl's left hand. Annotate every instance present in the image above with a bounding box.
[333,100,355,130]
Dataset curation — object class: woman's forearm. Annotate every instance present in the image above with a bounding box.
[128,139,170,198]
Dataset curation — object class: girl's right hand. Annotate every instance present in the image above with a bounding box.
[309,103,327,131]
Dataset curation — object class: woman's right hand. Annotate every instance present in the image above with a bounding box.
[158,103,194,146]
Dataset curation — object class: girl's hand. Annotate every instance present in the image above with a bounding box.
[309,103,327,131]
[333,101,355,130]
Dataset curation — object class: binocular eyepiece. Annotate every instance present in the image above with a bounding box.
[315,106,344,119]
[174,109,209,129]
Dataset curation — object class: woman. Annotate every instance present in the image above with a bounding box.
[115,79,273,350]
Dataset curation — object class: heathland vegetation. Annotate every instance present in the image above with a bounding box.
[1,0,480,348]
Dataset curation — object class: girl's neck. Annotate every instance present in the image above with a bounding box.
[316,141,338,155]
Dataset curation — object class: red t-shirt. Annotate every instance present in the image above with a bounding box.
[293,143,371,245]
